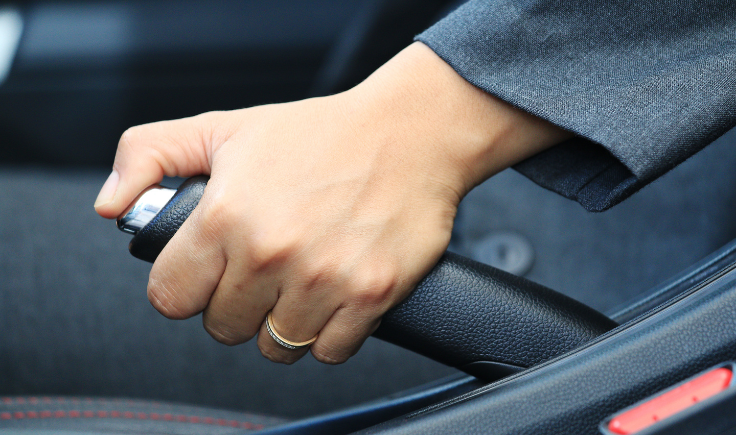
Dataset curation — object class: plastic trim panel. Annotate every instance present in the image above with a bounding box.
[359,262,736,435]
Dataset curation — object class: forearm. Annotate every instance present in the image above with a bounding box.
[343,41,573,200]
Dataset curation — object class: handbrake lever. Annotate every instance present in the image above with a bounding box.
[118,176,616,381]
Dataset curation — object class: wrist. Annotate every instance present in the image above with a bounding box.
[344,42,572,200]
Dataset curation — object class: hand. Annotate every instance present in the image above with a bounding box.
[94,42,570,364]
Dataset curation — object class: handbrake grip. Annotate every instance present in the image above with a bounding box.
[124,176,616,381]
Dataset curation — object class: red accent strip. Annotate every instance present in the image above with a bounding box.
[609,367,732,434]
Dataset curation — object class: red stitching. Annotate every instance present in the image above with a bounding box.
[1,397,160,407]
[0,409,266,429]
[2,398,267,430]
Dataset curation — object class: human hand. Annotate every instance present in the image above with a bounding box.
[94,42,570,364]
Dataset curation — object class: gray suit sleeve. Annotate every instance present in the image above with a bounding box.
[417,0,736,211]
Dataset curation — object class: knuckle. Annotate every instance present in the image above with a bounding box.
[259,346,298,365]
[119,126,138,148]
[117,126,149,157]
[203,321,249,346]
[349,265,397,307]
[300,259,336,290]
[147,279,189,320]
[311,345,349,365]
[198,199,235,236]
[248,232,300,272]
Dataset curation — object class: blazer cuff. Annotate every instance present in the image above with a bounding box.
[416,0,736,211]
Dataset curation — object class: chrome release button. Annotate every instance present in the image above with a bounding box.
[116,186,176,235]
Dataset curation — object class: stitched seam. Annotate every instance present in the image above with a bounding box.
[2,397,162,406]
[0,410,265,430]
[573,161,615,197]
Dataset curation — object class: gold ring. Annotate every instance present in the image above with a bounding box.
[265,311,318,350]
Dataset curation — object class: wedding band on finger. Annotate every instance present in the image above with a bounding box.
[265,311,318,350]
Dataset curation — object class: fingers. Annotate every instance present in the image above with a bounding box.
[205,249,344,361]
[255,305,382,365]
[146,190,227,319]
[202,242,391,365]
[94,112,227,219]
[200,257,279,345]
[309,308,382,364]
[255,283,342,364]
[254,260,399,364]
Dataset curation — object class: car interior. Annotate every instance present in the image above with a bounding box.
[2,1,736,434]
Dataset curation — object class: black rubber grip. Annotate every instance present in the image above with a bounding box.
[128,176,616,380]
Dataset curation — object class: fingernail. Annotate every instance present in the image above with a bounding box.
[94,170,119,208]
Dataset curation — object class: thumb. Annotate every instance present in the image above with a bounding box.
[94,113,222,219]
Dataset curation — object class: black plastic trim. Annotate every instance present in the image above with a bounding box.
[608,238,736,323]
[358,261,736,435]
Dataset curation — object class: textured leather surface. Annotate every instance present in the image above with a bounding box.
[128,176,208,263]
[373,253,616,372]
[358,261,736,435]
[0,396,286,433]
[128,176,616,379]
